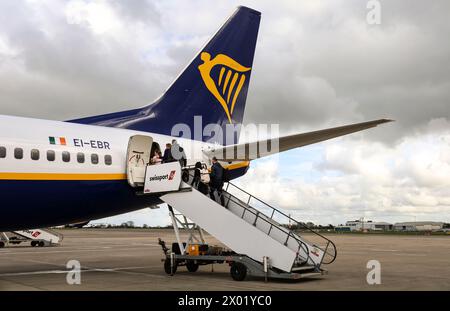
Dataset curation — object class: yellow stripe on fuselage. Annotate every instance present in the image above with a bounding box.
[0,162,249,181]
[224,161,250,170]
[0,172,127,181]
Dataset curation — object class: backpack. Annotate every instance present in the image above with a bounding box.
[222,168,230,182]
[200,168,210,184]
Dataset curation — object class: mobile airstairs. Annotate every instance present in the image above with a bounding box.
[126,135,336,281]
[134,167,336,281]
[160,176,336,281]
[0,228,63,248]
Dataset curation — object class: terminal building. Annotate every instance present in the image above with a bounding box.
[344,220,393,232]
[335,220,393,232]
[393,222,444,232]
[335,220,446,232]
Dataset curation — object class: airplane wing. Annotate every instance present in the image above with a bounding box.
[205,119,393,161]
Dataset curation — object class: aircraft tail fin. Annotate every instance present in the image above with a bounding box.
[68,6,261,145]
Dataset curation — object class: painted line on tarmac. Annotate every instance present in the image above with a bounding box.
[0,245,160,256]
[0,266,160,277]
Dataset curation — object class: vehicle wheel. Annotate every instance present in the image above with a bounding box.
[164,258,177,275]
[31,241,37,247]
[186,260,199,272]
[0,241,5,248]
[38,241,45,247]
[230,262,247,281]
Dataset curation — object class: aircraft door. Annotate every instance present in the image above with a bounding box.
[126,135,153,187]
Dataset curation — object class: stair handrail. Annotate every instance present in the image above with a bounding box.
[225,181,337,264]
[185,167,311,265]
[223,192,311,266]
[43,227,64,242]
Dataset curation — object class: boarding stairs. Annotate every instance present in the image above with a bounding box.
[159,167,337,274]
[124,134,336,274]
[0,228,63,248]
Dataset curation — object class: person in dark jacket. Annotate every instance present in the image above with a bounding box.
[192,162,202,186]
[162,143,174,163]
[209,157,225,206]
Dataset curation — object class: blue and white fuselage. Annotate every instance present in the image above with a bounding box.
[0,115,233,231]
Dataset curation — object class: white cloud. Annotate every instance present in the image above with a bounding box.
[235,119,450,225]
[65,0,122,35]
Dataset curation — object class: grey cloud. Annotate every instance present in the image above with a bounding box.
[239,0,450,143]
[110,0,161,25]
[0,0,167,120]
[0,0,449,141]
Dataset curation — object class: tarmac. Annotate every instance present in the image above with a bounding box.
[0,228,449,291]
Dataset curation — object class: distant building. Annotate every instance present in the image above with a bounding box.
[335,226,351,232]
[394,222,444,232]
[345,220,393,231]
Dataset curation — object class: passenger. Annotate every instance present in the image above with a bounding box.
[162,143,174,163]
[152,150,162,165]
[172,139,187,167]
[192,162,201,187]
[192,162,209,195]
[150,142,161,164]
[209,157,225,206]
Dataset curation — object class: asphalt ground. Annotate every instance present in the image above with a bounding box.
[0,229,448,291]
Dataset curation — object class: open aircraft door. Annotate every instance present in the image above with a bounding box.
[126,135,153,187]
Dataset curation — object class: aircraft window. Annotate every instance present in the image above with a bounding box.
[14,148,23,159]
[91,153,99,165]
[105,155,112,166]
[62,151,70,163]
[0,146,6,158]
[77,152,85,164]
[31,149,40,161]
[47,150,55,162]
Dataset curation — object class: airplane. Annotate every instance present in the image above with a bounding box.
[0,6,391,232]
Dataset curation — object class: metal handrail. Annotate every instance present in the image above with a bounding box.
[186,167,311,265]
[225,181,337,264]
[44,227,64,242]
[223,192,311,265]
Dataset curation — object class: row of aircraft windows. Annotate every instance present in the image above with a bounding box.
[0,146,112,165]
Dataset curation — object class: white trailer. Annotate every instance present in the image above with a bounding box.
[0,228,63,248]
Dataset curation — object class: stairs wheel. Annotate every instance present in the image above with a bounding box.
[0,241,4,248]
[38,241,45,247]
[164,258,178,275]
[230,262,247,281]
[31,241,37,247]
[186,260,199,272]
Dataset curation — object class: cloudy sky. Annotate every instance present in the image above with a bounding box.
[1,0,449,226]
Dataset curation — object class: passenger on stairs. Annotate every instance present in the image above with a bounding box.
[151,150,162,165]
[209,157,225,206]
[150,142,161,165]
[192,162,202,186]
[162,143,174,163]
[192,162,209,195]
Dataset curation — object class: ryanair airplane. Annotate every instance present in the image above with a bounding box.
[0,6,391,231]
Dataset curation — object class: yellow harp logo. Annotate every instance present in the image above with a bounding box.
[198,52,251,123]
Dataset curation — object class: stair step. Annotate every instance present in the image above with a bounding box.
[295,271,324,278]
[291,265,316,272]
[161,187,298,272]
